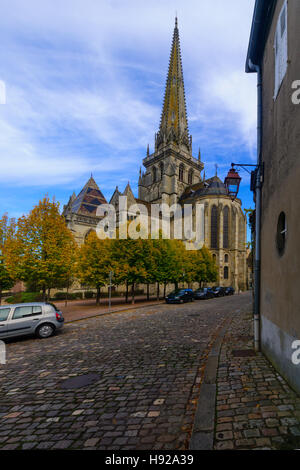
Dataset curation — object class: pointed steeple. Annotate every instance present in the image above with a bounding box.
[156,18,191,154]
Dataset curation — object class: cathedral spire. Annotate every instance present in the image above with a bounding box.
[156,17,191,153]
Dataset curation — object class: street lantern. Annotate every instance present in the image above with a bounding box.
[224,165,242,201]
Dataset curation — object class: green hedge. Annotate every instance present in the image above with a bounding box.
[6,292,44,304]
[53,292,83,300]
[84,291,95,299]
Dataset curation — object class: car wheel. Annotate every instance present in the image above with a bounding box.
[36,323,55,339]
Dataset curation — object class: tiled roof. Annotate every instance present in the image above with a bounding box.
[70,177,107,217]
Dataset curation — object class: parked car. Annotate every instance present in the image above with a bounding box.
[211,287,226,297]
[0,302,64,340]
[225,287,235,296]
[165,289,194,304]
[194,288,215,300]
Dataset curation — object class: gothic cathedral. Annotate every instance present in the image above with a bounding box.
[63,19,248,291]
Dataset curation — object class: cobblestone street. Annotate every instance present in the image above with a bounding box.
[214,310,300,450]
[0,293,250,450]
[1,291,299,451]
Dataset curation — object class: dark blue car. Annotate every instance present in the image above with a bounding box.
[165,289,194,304]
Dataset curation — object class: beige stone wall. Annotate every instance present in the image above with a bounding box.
[192,196,247,291]
[255,0,300,393]
[260,0,300,336]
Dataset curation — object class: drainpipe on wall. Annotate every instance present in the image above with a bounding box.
[248,59,262,352]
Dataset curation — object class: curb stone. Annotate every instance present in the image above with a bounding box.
[189,317,233,450]
[65,301,164,324]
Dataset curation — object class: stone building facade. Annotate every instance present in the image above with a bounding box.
[246,0,300,393]
[63,18,248,291]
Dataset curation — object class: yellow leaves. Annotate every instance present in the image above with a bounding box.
[77,232,112,288]
[3,197,77,290]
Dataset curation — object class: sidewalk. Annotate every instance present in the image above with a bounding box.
[54,297,164,323]
[214,310,300,450]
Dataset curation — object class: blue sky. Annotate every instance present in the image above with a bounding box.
[0,0,256,239]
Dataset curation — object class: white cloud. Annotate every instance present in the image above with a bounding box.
[0,0,257,189]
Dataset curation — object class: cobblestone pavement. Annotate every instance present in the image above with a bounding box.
[214,311,300,450]
[0,293,251,450]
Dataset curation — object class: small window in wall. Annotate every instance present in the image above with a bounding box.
[152,167,157,183]
[224,266,229,280]
[274,1,288,99]
[188,169,194,185]
[276,212,287,256]
[225,254,229,263]
[160,162,164,180]
[179,164,184,183]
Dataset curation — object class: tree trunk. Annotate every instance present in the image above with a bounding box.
[65,287,69,307]
[96,285,101,305]
[174,281,178,291]
[156,282,160,301]
[125,281,129,303]
[42,286,46,302]
[47,288,50,301]
[131,283,135,305]
[163,283,167,299]
[147,284,150,301]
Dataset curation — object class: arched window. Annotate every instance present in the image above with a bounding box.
[224,254,229,263]
[211,205,218,249]
[213,254,217,263]
[223,206,229,249]
[188,169,194,185]
[239,216,245,250]
[160,162,164,180]
[179,164,184,183]
[152,167,157,183]
[224,266,229,280]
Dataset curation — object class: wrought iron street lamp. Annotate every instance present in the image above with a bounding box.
[224,164,242,201]
[224,163,263,202]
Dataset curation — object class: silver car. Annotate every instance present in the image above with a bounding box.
[0,302,64,340]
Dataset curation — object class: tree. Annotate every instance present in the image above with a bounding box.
[151,238,180,297]
[77,231,112,305]
[110,231,148,304]
[0,215,15,304]
[4,197,77,300]
[199,246,218,286]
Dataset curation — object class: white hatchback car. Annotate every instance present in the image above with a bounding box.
[0,302,64,340]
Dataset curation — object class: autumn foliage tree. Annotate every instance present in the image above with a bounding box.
[0,215,15,304]
[4,197,77,300]
[110,236,149,304]
[77,231,113,305]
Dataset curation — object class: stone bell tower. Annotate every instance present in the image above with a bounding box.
[138,18,204,206]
